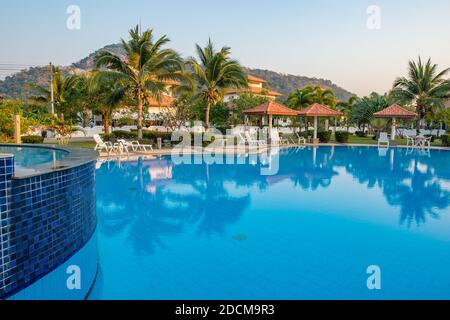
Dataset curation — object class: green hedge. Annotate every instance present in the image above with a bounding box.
[335,131,350,143]
[441,134,450,147]
[111,130,137,139]
[318,131,332,143]
[355,131,367,137]
[22,136,44,144]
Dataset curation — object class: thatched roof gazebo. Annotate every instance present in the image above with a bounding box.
[298,103,343,144]
[373,104,417,140]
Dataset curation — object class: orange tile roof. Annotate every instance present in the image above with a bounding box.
[373,104,417,118]
[248,75,267,83]
[298,103,343,117]
[244,101,299,116]
[147,94,175,108]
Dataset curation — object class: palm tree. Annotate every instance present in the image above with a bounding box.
[391,57,450,132]
[28,66,78,117]
[336,96,357,130]
[187,39,247,129]
[94,25,185,139]
[89,72,128,135]
[287,86,316,109]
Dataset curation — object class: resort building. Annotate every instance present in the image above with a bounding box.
[224,75,282,102]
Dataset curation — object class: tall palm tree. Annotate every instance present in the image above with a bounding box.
[336,96,357,130]
[89,72,128,135]
[28,66,78,117]
[187,39,247,129]
[95,25,185,139]
[391,57,450,131]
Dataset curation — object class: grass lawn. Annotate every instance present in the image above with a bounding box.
[46,141,97,149]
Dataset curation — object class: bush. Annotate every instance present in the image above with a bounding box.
[355,131,367,137]
[21,135,44,144]
[424,134,436,143]
[335,131,350,143]
[441,134,450,147]
[111,130,137,140]
[317,131,332,143]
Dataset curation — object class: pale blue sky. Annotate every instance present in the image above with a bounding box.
[1,0,449,96]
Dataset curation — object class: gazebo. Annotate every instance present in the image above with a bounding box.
[373,104,417,140]
[298,103,343,144]
[244,101,299,137]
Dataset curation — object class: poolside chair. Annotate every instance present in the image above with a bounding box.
[117,139,154,152]
[270,129,289,146]
[377,132,390,148]
[245,131,267,146]
[93,134,120,155]
[406,136,415,148]
[295,132,307,145]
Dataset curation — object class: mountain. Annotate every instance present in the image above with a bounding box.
[0,44,356,101]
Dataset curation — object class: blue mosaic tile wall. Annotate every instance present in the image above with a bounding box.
[0,157,96,299]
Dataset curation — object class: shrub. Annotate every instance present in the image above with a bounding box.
[21,136,45,144]
[111,130,137,140]
[424,134,436,143]
[317,131,332,143]
[335,131,350,143]
[441,134,450,147]
[355,131,367,137]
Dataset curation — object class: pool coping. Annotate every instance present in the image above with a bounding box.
[0,143,99,179]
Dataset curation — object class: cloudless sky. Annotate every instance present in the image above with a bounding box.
[1,0,449,96]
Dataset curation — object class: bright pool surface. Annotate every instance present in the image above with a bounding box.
[90,146,450,300]
[0,146,68,168]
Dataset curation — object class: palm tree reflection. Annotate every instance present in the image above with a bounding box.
[96,146,450,257]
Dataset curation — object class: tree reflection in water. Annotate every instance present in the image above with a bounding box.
[96,147,450,256]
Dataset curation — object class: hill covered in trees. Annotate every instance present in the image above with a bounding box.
[0,43,355,101]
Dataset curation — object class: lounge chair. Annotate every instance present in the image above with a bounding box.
[245,131,267,146]
[93,134,121,155]
[406,136,415,148]
[295,132,307,145]
[270,129,289,146]
[117,139,154,152]
[237,131,248,146]
[377,132,390,148]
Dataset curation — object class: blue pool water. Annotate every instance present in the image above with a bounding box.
[90,146,450,300]
[0,146,68,168]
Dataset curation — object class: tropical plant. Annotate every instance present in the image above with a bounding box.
[391,57,450,131]
[187,39,247,129]
[336,96,358,130]
[48,120,86,145]
[349,92,393,131]
[28,66,79,117]
[287,85,337,109]
[287,86,316,109]
[95,25,186,139]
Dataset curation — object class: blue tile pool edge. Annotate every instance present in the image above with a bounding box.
[7,228,99,300]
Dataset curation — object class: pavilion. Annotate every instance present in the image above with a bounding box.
[373,104,417,140]
[298,103,343,144]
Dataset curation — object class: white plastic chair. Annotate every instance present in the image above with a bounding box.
[93,134,120,155]
[245,131,267,146]
[117,139,154,152]
[378,132,390,148]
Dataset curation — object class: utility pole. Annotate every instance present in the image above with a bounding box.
[49,62,55,115]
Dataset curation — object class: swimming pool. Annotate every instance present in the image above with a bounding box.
[0,146,68,168]
[90,146,450,300]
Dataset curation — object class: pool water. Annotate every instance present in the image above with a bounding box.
[0,146,68,168]
[90,146,450,300]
